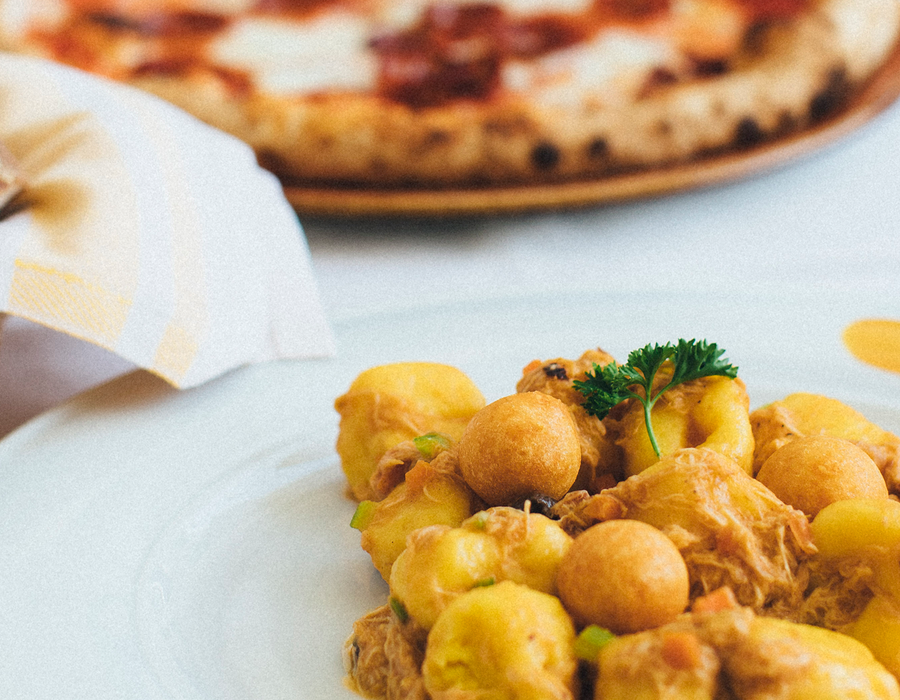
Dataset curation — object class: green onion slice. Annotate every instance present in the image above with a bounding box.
[574,625,615,662]
[413,432,451,460]
[390,597,409,624]
[350,500,377,531]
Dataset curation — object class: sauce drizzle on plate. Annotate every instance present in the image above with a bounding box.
[844,319,900,375]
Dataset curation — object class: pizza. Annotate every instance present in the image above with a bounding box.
[0,0,897,193]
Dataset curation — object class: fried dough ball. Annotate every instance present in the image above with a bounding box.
[422,581,578,700]
[516,349,624,491]
[757,436,889,517]
[749,392,900,495]
[556,519,689,634]
[458,392,581,506]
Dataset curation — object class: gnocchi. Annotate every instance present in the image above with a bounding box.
[337,346,900,700]
[423,581,578,700]
[335,362,485,500]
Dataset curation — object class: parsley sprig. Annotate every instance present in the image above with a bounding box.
[573,339,738,458]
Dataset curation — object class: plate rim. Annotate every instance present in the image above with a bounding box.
[282,38,900,218]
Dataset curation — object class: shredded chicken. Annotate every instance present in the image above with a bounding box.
[555,448,817,617]
[369,445,461,501]
[369,442,424,500]
[344,606,392,698]
[800,557,877,630]
[599,591,900,700]
[343,605,428,700]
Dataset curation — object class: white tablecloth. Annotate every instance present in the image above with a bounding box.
[2,96,900,438]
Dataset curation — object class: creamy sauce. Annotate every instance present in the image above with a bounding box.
[843,319,900,374]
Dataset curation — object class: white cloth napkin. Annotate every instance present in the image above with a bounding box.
[0,54,334,434]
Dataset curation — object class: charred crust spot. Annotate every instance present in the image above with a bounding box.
[86,11,142,32]
[742,21,769,55]
[692,59,728,77]
[484,114,531,136]
[414,129,452,154]
[88,9,229,35]
[809,67,850,122]
[531,141,561,170]
[734,117,765,149]
[424,129,450,146]
[776,110,797,135]
[543,362,569,380]
[639,67,678,98]
[587,137,608,159]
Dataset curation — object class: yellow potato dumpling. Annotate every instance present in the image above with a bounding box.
[847,595,900,679]
[810,497,900,559]
[733,616,900,700]
[556,519,689,634]
[335,362,485,500]
[389,524,502,630]
[614,376,754,478]
[389,507,572,630]
[811,497,900,601]
[458,391,582,506]
[423,581,578,700]
[757,436,889,517]
[596,623,721,700]
[469,507,573,595]
[357,461,475,581]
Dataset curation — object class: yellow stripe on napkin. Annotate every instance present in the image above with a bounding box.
[8,261,131,346]
[152,322,199,382]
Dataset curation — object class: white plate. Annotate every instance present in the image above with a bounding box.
[1,290,899,700]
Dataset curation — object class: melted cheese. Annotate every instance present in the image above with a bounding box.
[180,0,256,13]
[495,0,594,15]
[210,14,375,93]
[0,0,66,38]
[504,29,681,106]
[376,0,594,28]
